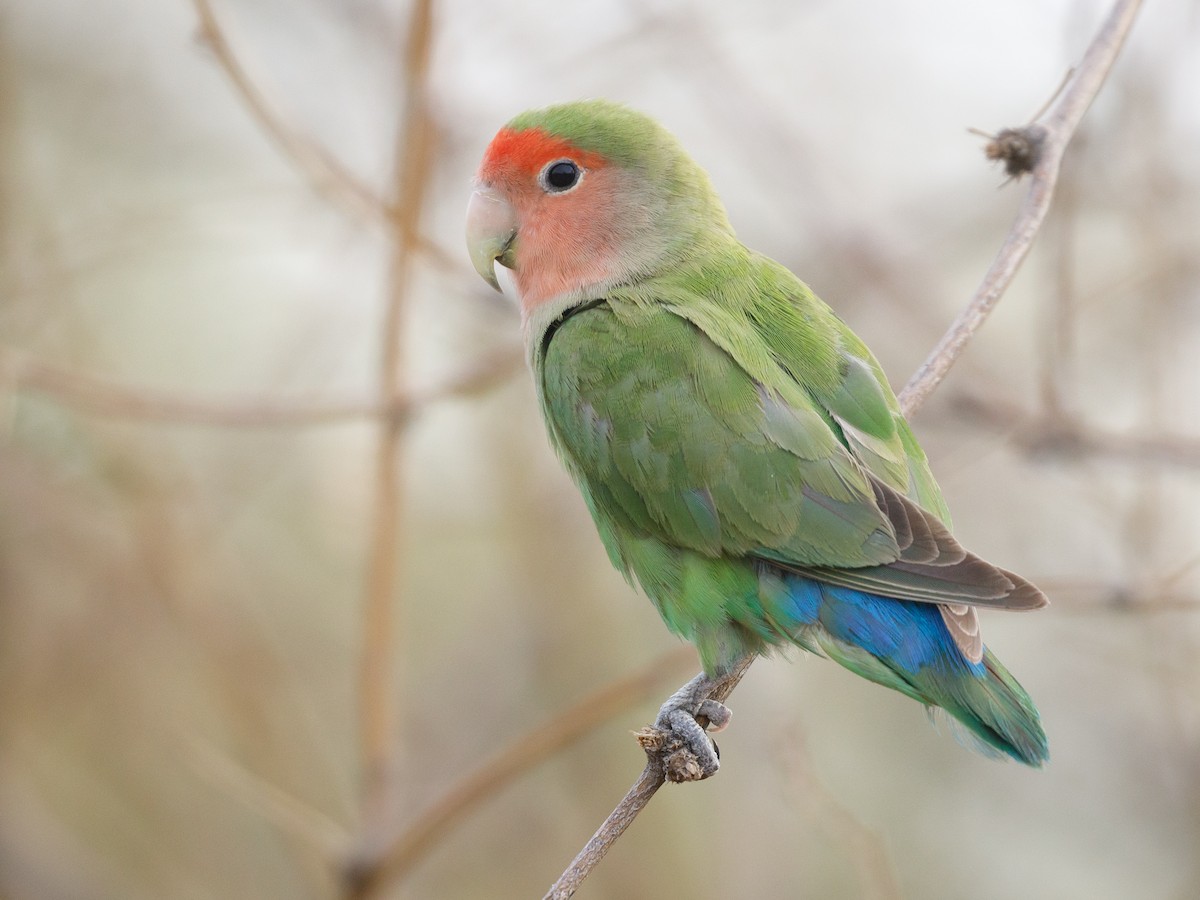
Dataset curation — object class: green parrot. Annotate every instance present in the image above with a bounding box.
[466,100,1047,768]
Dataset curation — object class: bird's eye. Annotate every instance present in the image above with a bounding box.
[541,160,581,193]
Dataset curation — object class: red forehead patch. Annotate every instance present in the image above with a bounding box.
[479,127,607,181]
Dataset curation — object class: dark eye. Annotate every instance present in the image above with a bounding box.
[542,160,581,193]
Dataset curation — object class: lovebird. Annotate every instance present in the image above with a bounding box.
[466,100,1048,768]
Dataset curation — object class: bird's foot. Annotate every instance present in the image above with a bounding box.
[635,672,733,783]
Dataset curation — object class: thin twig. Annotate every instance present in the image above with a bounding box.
[547,2,1144,896]
[191,0,389,226]
[1039,142,1079,417]
[775,726,902,900]
[190,0,463,273]
[543,655,754,900]
[1028,579,1199,615]
[547,766,665,900]
[1,346,522,427]
[898,0,1143,416]
[357,0,436,823]
[948,393,1200,471]
[185,738,350,858]
[342,646,696,898]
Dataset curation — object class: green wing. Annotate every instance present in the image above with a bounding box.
[543,299,898,566]
[538,265,1044,620]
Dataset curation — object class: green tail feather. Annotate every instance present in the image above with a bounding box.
[811,630,1048,766]
[911,650,1048,767]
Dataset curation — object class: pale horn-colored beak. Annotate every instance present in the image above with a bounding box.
[466,186,517,291]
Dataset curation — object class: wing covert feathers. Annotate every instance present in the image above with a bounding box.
[783,475,1048,640]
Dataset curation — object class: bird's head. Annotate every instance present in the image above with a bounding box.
[466,100,733,325]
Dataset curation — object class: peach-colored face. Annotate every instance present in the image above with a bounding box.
[475,127,633,314]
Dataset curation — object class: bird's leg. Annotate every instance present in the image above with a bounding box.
[638,659,751,782]
[654,673,728,777]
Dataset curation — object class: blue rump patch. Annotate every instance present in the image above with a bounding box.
[782,575,985,676]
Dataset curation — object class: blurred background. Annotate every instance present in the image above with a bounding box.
[2,0,1198,897]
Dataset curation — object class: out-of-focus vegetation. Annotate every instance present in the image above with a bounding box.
[1,1,1198,898]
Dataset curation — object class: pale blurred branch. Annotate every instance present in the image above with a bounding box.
[546,1,1144,896]
[357,0,436,829]
[1031,579,1199,615]
[1039,146,1079,417]
[191,0,388,225]
[775,727,902,900]
[186,739,350,858]
[189,0,458,271]
[898,0,1143,416]
[949,392,1200,471]
[1,345,522,427]
[342,646,696,898]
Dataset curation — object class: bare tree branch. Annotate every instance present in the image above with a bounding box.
[185,738,350,859]
[1,346,522,427]
[774,726,902,900]
[543,656,754,900]
[1038,142,1080,418]
[948,393,1200,471]
[190,0,460,271]
[342,646,696,898]
[898,0,1143,416]
[191,0,389,225]
[1028,579,1199,615]
[546,1,1145,896]
[357,0,436,826]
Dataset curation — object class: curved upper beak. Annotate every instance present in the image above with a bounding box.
[466,186,517,291]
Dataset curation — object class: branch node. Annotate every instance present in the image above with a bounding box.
[632,726,665,753]
[340,858,372,900]
[979,125,1048,179]
[635,725,710,783]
